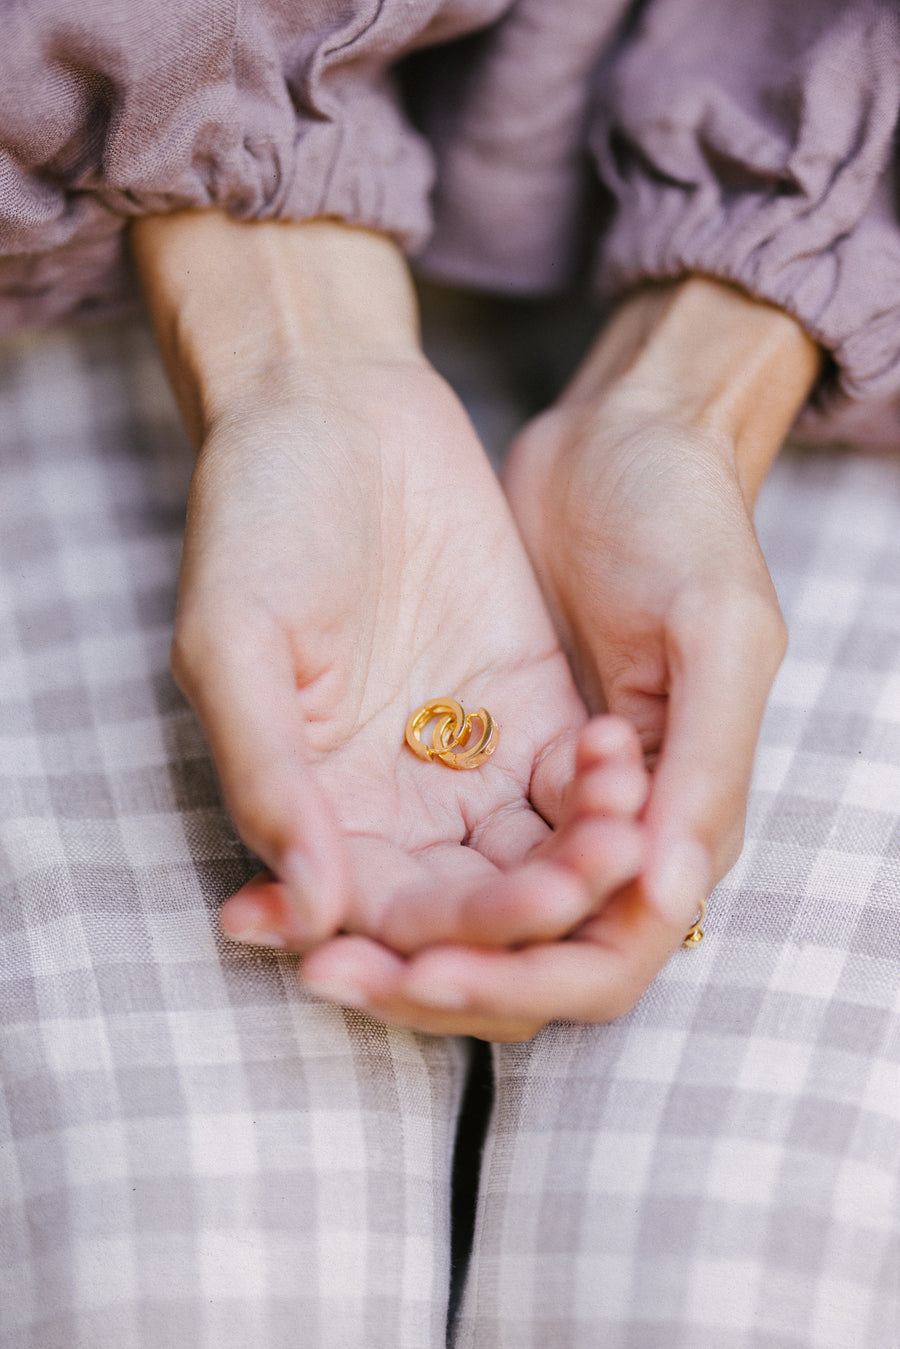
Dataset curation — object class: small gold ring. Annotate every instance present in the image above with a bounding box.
[405,697,498,770]
[682,898,707,948]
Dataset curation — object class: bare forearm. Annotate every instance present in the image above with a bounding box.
[131,211,422,446]
[562,277,822,505]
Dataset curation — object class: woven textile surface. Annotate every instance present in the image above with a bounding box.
[0,319,469,1349]
[455,447,900,1347]
[0,311,898,1347]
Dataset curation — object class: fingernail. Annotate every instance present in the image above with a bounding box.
[226,927,287,950]
[304,978,369,1010]
[647,841,711,924]
[220,894,287,949]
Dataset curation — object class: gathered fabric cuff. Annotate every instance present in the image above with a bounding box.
[588,0,900,413]
[0,0,513,330]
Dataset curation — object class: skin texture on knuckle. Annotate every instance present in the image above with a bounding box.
[224,781,297,868]
[587,978,644,1025]
[169,619,214,700]
[669,578,784,674]
[716,822,746,879]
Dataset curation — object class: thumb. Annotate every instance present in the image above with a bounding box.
[174,634,349,943]
[640,587,785,927]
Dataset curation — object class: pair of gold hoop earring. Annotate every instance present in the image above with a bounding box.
[404,696,705,947]
[404,696,498,770]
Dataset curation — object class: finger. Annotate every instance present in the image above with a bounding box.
[574,715,646,774]
[564,759,649,820]
[466,799,551,870]
[301,935,547,1041]
[301,876,698,1038]
[529,715,643,827]
[376,860,590,954]
[220,872,313,951]
[400,928,668,1027]
[377,809,644,952]
[639,587,785,919]
[174,634,348,941]
[400,890,688,1025]
[528,728,579,828]
[224,831,503,953]
[471,716,647,869]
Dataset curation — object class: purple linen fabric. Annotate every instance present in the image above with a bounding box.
[2,0,900,433]
[588,0,900,438]
[417,0,900,439]
[414,0,629,293]
[0,0,512,329]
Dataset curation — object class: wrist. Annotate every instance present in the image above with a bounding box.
[562,276,822,504]
[131,211,424,444]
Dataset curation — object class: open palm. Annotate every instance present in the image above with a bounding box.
[174,358,648,1009]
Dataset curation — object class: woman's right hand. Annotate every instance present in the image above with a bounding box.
[133,211,653,1040]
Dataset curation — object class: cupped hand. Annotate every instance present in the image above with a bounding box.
[311,377,786,1040]
[504,402,786,895]
[178,358,647,962]
[319,279,819,1042]
[134,215,666,1042]
[300,393,765,1041]
[496,277,820,959]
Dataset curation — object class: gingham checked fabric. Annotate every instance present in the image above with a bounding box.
[0,320,470,1349]
[454,446,900,1348]
[1,310,899,1349]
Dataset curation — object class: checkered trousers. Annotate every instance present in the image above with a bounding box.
[3,303,899,1349]
[454,445,900,1348]
[0,319,469,1349]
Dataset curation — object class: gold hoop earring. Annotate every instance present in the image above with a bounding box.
[405,697,498,770]
[682,898,707,948]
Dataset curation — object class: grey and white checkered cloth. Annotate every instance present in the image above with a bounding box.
[1,312,898,1348]
[0,320,469,1349]
[455,447,900,1348]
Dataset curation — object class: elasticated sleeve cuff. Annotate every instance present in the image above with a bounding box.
[589,0,900,410]
[0,0,510,330]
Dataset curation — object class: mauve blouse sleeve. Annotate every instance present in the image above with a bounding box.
[0,0,511,331]
[590,0,900,415]
[415,0,630,293]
